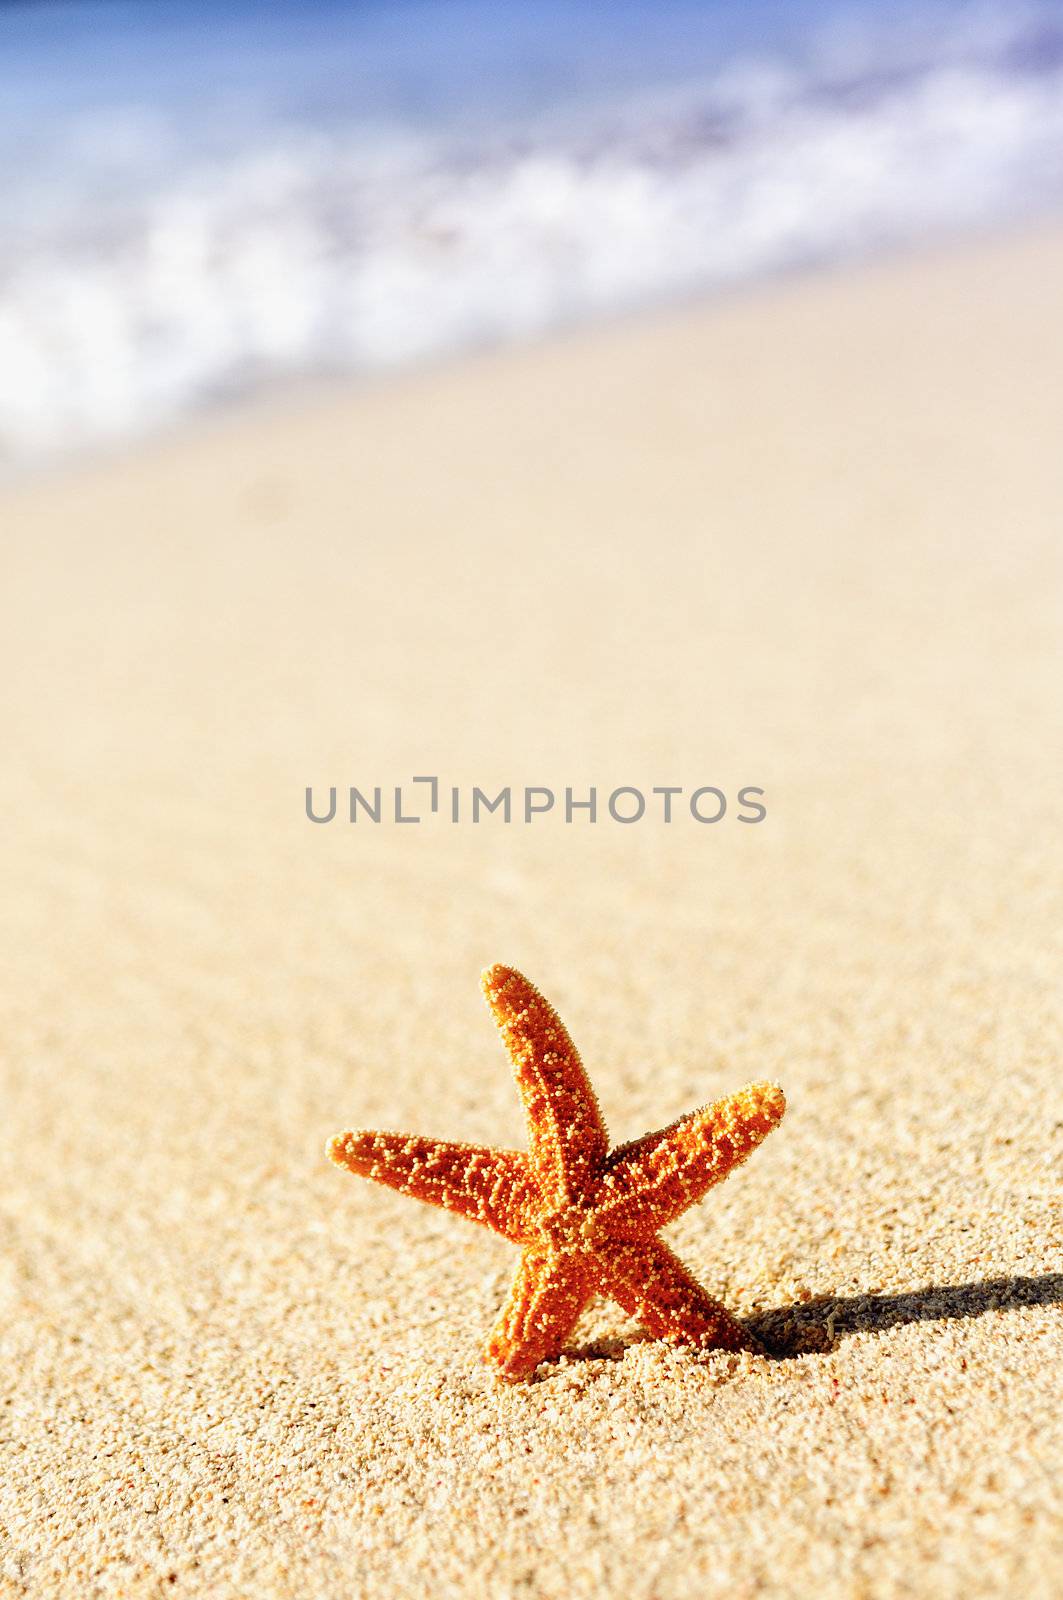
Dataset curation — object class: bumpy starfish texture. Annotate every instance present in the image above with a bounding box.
[327,965,786,1380]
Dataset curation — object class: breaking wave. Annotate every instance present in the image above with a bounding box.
[2,0,1063,465]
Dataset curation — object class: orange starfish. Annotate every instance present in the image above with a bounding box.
[327,965,785,1380]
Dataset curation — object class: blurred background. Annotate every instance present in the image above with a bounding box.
[5,10,1063,1593]
[3,0,1063,473]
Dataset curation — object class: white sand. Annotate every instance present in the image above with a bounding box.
[1,225,1061,1598]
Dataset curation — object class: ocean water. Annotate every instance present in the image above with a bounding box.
[2,0,1063,467]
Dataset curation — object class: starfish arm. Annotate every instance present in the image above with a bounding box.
[484,1246,595,1381]
[594,1081,785,1238]
[481,965,608,1207]
[327,1131,541,1242]
[595,1237,758,1353]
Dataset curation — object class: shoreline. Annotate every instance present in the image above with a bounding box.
[5,209,1063,499]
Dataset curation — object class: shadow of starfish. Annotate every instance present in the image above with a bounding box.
[749,1270,1063,1356]
[558,1271,1063,1369]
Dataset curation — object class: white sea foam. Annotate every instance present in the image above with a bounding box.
[2,1,1063,465]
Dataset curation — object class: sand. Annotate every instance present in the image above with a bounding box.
[1,224,1061,1599]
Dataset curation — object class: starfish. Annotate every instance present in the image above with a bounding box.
[327,965,785,1380]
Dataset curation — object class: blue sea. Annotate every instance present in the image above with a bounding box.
[2,0,1063,466]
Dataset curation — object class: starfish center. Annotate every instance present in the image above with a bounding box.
[537,1202,602,1253]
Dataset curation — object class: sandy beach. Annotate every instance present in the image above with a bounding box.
[2,224,1061,1597]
